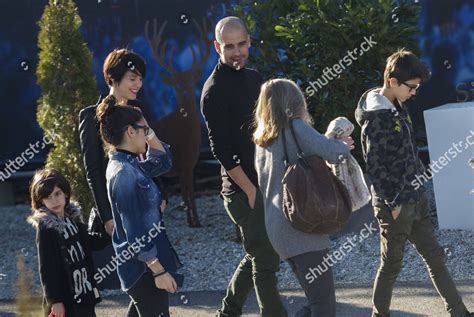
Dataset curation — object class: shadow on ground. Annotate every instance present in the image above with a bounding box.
[1,280,472,316]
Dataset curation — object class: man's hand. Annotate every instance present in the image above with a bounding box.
[104,219,114,236]
[51,302,65,317]
[245,185,257,209]
[391,206,401,220]
[226,166,257,210]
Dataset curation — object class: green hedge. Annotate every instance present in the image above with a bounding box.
[232,0,421,159]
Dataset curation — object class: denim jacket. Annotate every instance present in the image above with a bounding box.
[106,144,182,291]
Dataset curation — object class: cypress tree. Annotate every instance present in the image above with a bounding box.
[36,0,98,215]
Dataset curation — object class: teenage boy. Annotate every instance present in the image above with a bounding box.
[355,48,472,317]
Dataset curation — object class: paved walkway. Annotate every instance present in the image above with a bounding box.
[1,280,472,316]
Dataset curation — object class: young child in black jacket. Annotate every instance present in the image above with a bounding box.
[28,168,102,317]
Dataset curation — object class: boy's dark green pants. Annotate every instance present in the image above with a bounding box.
[372,194,468,317]
[216,190,287,317]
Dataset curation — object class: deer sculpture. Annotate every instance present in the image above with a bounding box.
[144,18,213,228]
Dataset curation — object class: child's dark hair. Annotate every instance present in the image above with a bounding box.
[384,48,431,86]
[30,168,71,211]
[103,48,146,87]
[96,95,143,148]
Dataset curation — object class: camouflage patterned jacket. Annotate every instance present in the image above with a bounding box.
[355,87,425,208]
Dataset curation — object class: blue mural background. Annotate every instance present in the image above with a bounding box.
[407,0,474,136]
[0,0,472,166]
[0,0,230,164]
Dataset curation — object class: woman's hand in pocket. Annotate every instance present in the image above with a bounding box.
[104,219,114,236]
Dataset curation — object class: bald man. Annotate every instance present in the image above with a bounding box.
[200,17,287,317]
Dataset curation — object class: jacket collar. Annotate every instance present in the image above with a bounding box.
[95,94,105,106]
[28,201,84,232]
[109,150,139,165]
[216,58,246,75]
[96,94,143,106]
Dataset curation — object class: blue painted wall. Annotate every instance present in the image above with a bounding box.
[0,0,229,164]
[1,0,472,165]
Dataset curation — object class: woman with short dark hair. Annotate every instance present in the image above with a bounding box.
[79,48,149,238]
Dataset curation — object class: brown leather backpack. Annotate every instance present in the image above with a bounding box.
[281,121,352,234]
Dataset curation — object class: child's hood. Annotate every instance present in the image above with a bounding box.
[355,87,397,126]
[27,201,84,232]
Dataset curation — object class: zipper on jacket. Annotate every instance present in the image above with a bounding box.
[401,115,422,201]
[390,182,406,206]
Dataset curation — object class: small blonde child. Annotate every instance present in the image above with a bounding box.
[28,168,101,317]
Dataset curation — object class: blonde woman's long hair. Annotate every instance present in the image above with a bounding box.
[253,78,313,147]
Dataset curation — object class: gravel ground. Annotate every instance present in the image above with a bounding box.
[0,191,472,300]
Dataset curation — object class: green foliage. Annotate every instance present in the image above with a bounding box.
[36,0,98,216]
[232,0,421,159]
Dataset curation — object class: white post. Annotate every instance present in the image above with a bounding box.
[424,102,474,230]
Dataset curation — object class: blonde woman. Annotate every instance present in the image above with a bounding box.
[253,79,354,317]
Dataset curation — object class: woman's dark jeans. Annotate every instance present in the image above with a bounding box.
[287,249,336,317]
[126,272,170,317]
